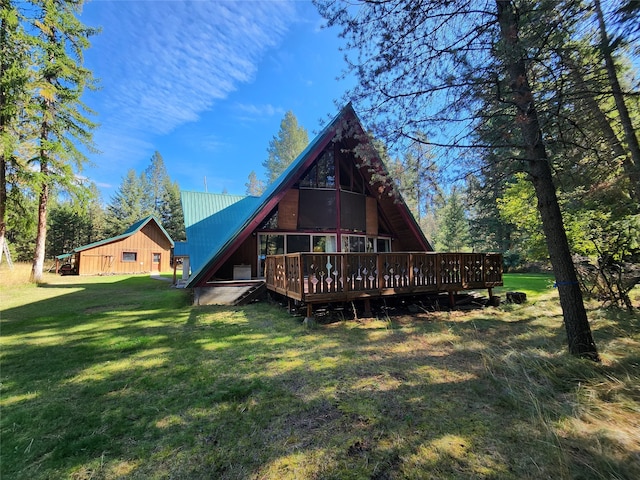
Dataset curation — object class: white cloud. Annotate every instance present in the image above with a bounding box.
[88,1,296,136]
[234,103,284,118]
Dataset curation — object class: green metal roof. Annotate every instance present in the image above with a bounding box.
[60,216,174,256]
[180,192,261,276]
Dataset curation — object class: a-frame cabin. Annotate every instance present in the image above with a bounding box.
[179,104,502,309]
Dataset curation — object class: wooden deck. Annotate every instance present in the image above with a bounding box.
[265,252,503,306]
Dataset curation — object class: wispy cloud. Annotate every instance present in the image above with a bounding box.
[88,1,296,136]
[234,103,284,119]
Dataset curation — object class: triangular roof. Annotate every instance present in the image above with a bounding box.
[56,216,174,259]
[184,103,431,288]
[180,192,261,276]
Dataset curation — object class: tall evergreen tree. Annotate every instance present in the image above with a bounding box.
[0,0,31,264]
[262,111,308,183]
[46,181,105,254]
[388,135,440,223]
[434,188,471,252]
[159,179,184,241]
[593,0,640,204]
[315,0,602,359]
[25,0,98,282]
[104,152,185,241]
[143,150,169,218]
[105,169,146,236]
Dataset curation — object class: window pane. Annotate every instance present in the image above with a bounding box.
[300,148,335,188]
[123,252,137,262]
[350,236,366,252]
[287,235,310,253]
[312,236,326,252]
[366,238,375,253]
[343,235,366,253]
[377,238,391,252]
[259,235,284,256]
[325,236,337,252]
[258,234,284,278]
[312,235,336,253]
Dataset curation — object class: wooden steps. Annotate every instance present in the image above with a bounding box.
[193,282,266,306]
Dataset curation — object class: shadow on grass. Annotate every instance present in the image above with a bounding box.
[1,278,638,479]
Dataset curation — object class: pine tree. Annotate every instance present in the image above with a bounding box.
[26,0,98,282]
[245,170,265,196]
[105,170,146,236]
[262,111,308,183]
[434,188,471,252]
[593,0,640,204]
[159,179,184,241]
[46,181,105,254]
[316,0,602,359]
[143,151,169,218]
[0,0,31,266]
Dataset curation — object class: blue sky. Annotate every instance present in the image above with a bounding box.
[79,0,352,201]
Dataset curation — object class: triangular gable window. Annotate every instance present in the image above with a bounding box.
[298,148,335,189]
[258,207,279,230]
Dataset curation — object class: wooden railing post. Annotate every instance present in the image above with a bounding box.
[408,252,414,287]
[341,254,348,295]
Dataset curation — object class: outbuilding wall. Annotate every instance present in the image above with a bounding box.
[77,223,172,275]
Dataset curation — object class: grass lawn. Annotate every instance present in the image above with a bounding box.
[498,273,556,301]
[1,266,639,479]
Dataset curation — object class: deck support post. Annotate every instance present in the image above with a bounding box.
[449,291,456,308]
[363,298,372,318]
[172,261,178,285]
[303,303,316,328]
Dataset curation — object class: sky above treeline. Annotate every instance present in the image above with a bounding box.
[79,0,352,201]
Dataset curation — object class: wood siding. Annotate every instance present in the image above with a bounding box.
[278,189,299,230]
[213,235,257,280]
[77,223,172,275]
[366,196,378,236]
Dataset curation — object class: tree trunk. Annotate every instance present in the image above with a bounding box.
[31,104,52,283]
[593,0,640,202]
[0,155,6,261]
[496,0,599,360]
[30,177,48,282]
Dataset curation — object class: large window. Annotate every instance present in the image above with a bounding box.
[342,235,389,253]
[258,234,284,277]
[342,235,366,253]
[122,252,137,262]
[313,235,337,253]
[299,149,335,188]
[259,235,284,256]
[258,233,337,276]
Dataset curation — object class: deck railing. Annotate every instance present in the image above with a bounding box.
[265,252,503,303]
